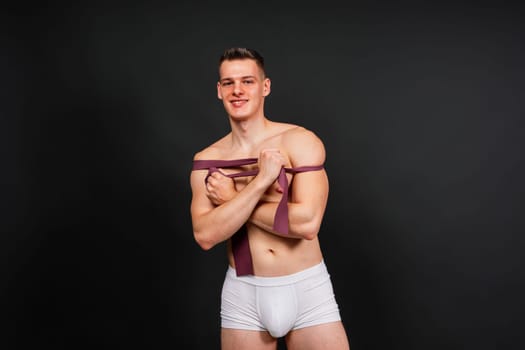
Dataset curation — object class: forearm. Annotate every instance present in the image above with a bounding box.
[193,177,268,250]
[248,201,322,240]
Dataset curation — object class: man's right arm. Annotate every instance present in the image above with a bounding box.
[189,169,265,250]
[190,150,285,250]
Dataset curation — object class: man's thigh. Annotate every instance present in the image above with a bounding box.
[285,321,350,350]
[221,328,277,350]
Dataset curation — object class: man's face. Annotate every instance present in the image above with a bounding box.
[217,59,270,120]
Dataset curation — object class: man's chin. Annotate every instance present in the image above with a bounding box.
[228,113,251,121]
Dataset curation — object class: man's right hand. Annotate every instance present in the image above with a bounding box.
[257,149,286,189]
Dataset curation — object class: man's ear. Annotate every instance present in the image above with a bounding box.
[217,81,223,100]
[263,78,271,97]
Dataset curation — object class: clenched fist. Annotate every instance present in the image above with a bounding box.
[206,171,237,206]
[257,149,286,189]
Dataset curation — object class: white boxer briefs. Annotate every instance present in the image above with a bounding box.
[220,260,342,338]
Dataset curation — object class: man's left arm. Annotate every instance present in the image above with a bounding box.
[248,127,329,240]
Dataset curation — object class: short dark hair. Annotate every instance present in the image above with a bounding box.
[218,47,266,77]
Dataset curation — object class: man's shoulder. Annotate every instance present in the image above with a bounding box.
[282,124,323,146]
[281,125,325,165]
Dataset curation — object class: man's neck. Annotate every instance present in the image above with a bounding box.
[229,115,270,151]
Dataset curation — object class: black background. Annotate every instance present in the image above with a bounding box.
[2,1,524,349]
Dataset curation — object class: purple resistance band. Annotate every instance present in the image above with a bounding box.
[192,158,324,276]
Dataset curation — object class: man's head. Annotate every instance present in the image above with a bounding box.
[219,47,266,79]
[217,47,271,120]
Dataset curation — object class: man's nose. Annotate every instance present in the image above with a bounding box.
[233,82,243,95]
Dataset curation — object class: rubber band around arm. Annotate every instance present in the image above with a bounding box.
[192,158,324,276]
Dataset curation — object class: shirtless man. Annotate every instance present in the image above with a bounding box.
[190,47,350,350]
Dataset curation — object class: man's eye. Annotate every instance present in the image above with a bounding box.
[243,80,254,84]
[222,81,232,86]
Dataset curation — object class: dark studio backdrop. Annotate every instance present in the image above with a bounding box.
[2,1,524,349]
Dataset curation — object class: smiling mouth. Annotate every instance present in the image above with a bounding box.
[231,100,247,107]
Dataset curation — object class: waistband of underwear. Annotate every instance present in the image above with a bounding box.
[226,260,329,287]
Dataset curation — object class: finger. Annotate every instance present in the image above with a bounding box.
[208,176,218,186]
[260,148,280,157]
[213,170,229,178]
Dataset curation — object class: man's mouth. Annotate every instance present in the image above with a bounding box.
[231,100,247,108]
